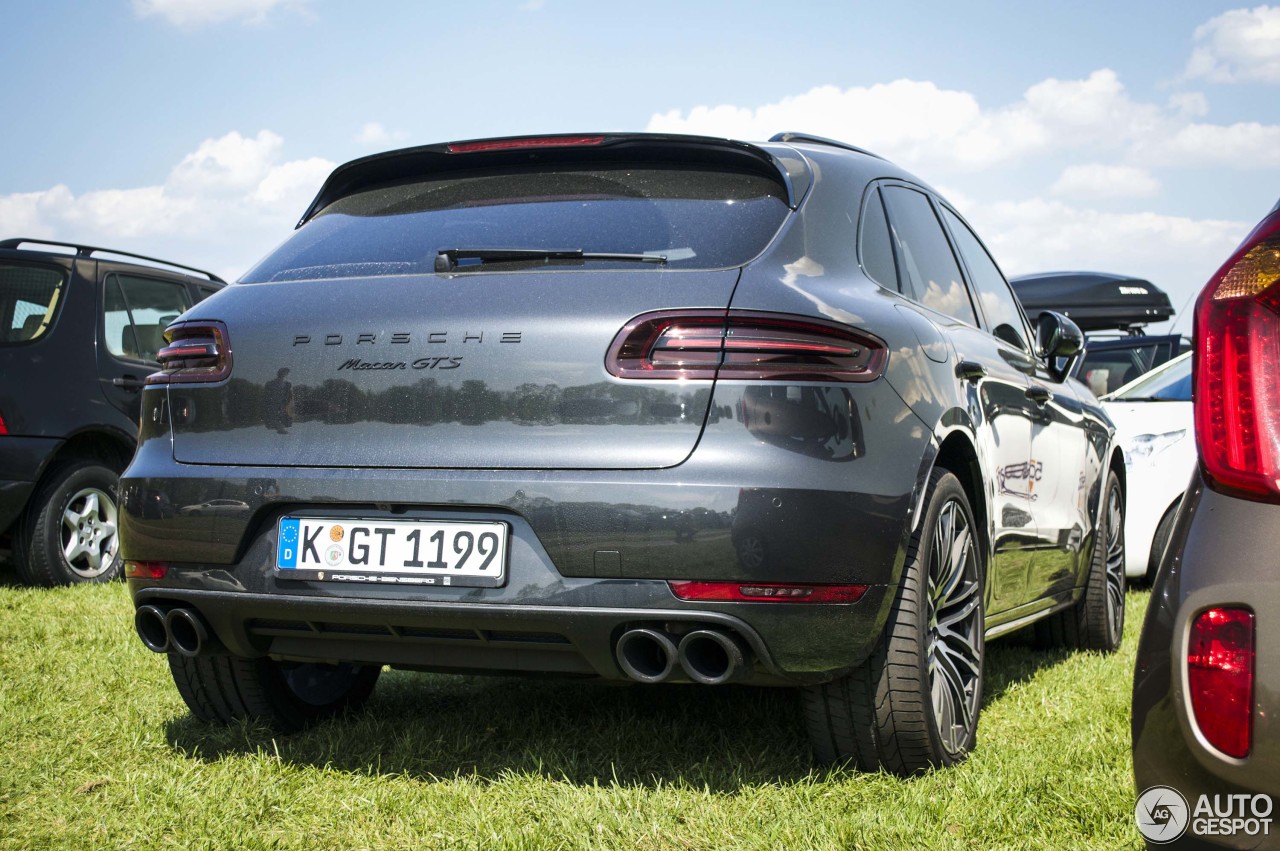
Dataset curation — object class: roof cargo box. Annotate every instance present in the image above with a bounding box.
[1009,271,1173,332]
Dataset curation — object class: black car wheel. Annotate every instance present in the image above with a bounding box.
[803,469,984,773]
[1035,469,1125,652]
[168,654,381,731]
[14,459,122,586]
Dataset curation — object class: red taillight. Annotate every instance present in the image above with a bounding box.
[1187,607,1254,758]
[668,581,868,603]
[1194,209,1280,501]
[0,411,6,435]
[446,135,606,153]
[147,320,232,385]
[124,561,168,580]
[607,310,887,382]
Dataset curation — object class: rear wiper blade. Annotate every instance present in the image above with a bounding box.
[434,248,667,272]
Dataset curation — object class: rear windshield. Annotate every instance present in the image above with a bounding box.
[0,262,66,345]
[242,165,791,282]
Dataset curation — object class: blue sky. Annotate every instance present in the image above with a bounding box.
[4,0,1279,332]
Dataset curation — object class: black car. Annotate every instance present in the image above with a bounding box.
[0,239,224,585]
[1132,199,1280,847]
[122,132,1126,774]
[1011,271,1189,397]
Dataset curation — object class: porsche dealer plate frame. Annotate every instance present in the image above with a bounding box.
[275,516,508,587]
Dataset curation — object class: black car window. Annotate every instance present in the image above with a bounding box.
[881,187,978,326]
[104,274,192,363]
[1109,353,1192,401]
[940,207,1030,351]
[0,263,66,345]
[1079,345,1159,397]
[242,165,792,282]
[859,187,898,291]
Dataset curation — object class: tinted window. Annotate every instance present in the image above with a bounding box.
[940,207,1029,351]
[1110,353,1192,401]
[1079,345,1159,397]
[104,274,191,362]
[0,263,66,345]
[243,165,792,282]
[859,188,898,290]
[881,187,977,326]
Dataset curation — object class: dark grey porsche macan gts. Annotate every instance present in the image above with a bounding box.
[121,132,1126,774]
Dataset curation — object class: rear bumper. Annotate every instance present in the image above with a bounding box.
[0,436,60,534]
[1133,471,1280,846]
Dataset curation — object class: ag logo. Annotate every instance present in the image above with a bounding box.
[1136,785,1190,843]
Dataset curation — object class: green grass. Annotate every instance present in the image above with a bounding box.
[0,571,1146,850]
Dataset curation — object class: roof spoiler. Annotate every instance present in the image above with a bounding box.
[295,133,804,227]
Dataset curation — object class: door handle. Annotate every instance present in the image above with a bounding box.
[1025,385,1052,406]
[112,376,145,389]
[955,360,987,382]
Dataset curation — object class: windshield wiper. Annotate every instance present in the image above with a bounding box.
[434,248,667,272]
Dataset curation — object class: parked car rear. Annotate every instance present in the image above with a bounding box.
[0,239,223,585]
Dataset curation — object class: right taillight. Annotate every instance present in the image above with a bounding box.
[1194,208,1280,501]
[0,411,7,435]
[606,310,887,382]
[147,320,232,385]
[1187,607,1254,758]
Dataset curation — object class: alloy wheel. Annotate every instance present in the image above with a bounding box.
[926,499,983,755]
[60,487,119,579]
[1104,485,1126,641]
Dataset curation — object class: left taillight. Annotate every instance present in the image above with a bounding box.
[147,320,232,385]
[0,411,7,435]
[1187,607,1254,758]
[1194,207,1280,501]
[606,310,887,382]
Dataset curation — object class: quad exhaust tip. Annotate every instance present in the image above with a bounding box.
[134,605,218,657]
[615,628,678,683]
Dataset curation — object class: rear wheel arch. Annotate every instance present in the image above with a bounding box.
[932,431,989,574]
[54,428,135,474]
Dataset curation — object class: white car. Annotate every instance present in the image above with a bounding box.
[1101,352,1194,580]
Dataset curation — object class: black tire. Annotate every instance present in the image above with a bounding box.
[803,469,985,774]
[1144,498,1180,585]
[13,458,123,586]
[168,654,381,731]
[1034,469,1125,652]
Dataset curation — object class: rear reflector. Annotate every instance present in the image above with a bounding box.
[147,320,232,385]
[447,135,606,153]
[124,561,169,580]
[608,310,887,382]
[668,581,868,603]
[1194,208,1280,501]
[1187,607,1254,758]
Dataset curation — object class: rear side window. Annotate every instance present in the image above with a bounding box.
[859,188,898,290]
[881,187,978,326]
[242,165,792,282]
[103,274,192,363]
[0,263,66,345]
[1079,345,1160,397]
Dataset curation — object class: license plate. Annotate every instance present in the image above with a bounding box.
[275,517,507,587]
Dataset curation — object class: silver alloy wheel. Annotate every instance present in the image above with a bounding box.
[60,487,119,579]
[926,498,983,755]
[1104,484,1125,639]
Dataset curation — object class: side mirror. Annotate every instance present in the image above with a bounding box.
[1036,311,1084,381]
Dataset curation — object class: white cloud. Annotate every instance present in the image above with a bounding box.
[1186,5,1280,83]
[1137,120,1280,167]
[519,0,546,10]
[1050,164,1161,200]
[354,122,409,147]
[0,130,334,280]
[133,0,306,27]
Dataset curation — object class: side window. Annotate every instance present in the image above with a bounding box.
[880,187,978,326]
[858,188,899,291]
[103,274,191,362]
[940,207,1031,351]
[0,263,66,344]
[195,285,220,303]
